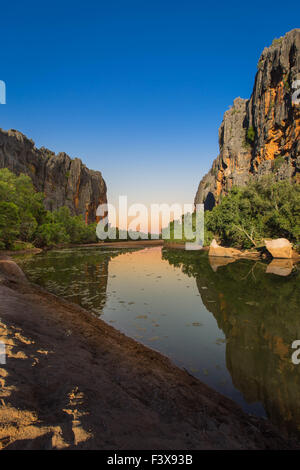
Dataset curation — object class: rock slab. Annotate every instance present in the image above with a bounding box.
[208,239,243,258]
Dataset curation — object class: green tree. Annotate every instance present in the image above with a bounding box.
[0,169,99,249]
[164,177,300,250]
[34,223,70,247]
[205,177,300,248]
[246,126,256,144]
[0,201,20,249]
[0,169,46,245]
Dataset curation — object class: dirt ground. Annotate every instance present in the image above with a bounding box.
[0,256,298,450]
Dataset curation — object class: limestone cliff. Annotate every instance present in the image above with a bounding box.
[195,29,300,209]
[0,128,107,223]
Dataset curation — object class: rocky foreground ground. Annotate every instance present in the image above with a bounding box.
[0,256,298,450]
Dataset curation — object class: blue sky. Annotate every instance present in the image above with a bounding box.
[0,0,299,210]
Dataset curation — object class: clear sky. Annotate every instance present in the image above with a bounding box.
[0,0,299,219]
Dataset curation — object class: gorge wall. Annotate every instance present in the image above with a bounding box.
[0,128,107,223]
[195,29,300,210]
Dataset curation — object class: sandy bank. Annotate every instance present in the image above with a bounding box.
[0,258,298,450]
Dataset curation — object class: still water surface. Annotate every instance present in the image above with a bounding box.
[15,246,300,437]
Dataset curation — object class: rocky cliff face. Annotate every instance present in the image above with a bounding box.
[0,128,107,223]
[195,29,300,209]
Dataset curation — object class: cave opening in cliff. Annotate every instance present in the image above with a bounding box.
[204,192,216,211]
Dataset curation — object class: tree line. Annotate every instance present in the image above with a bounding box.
[0,168,98,250]
[167,176,300,249]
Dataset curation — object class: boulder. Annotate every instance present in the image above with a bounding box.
[0,258,27,281]
[208,239,243,258]
[264,238,293,259]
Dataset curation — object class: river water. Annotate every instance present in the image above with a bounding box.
[15,245,300,437]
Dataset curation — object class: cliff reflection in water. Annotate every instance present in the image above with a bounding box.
[162,248,300,437]
[15,246,300,439]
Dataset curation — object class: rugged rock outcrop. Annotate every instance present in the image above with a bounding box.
[195,29,300,209]
[0,128,107,223]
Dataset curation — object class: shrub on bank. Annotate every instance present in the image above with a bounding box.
[0,169,98,249]
[205,177,300,248]
[165,177,300,249]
